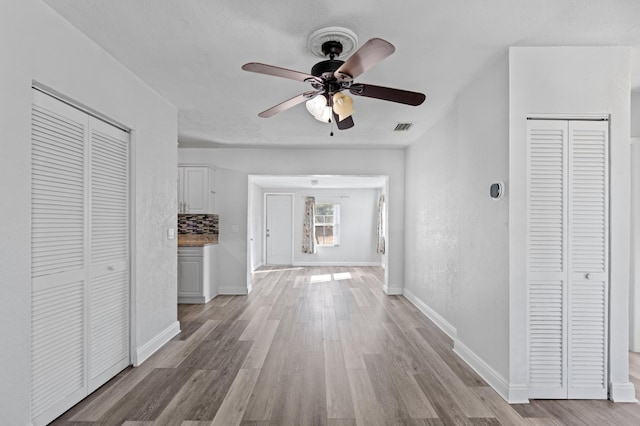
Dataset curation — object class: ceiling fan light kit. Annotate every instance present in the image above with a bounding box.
[305,94,332,123]
[242,26,425,133]
[332,92,355,121]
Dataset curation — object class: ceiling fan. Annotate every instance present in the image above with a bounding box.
[241,37,426,131]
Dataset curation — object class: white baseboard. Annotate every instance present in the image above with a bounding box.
[383,285,403,295]
[178,295,208,304]
[402,288,457,339]
[453,340,514,403]
[218,286,248,295]
[507,384,530,404]
[401,290,526,403]
[133,321,180,366]
[252,262,264,271]
[610,382,638,402]
[292,261,382,267]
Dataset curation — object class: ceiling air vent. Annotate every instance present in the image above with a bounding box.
[394,123,413,131]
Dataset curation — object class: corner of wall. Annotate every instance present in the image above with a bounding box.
[383,283,403,295]
[133,320,180,366]
[610,382,637,403]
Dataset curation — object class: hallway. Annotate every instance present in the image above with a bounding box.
[52,266,640,425]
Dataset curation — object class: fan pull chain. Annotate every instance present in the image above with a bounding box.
[328,96,334,137]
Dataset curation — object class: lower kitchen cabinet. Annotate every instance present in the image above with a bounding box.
[177,244,218,303]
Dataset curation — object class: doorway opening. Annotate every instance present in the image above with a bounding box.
[247,175,389,293]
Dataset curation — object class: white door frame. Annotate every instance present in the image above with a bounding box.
[263,193,294,265]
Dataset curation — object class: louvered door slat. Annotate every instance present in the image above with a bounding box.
[88,119,130,392]
[567,121,608,399]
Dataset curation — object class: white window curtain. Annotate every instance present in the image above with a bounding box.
[332,204,340,246]
[302,196,316,254]
[377,194,386,255]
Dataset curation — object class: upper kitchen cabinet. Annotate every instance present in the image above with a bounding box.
[178,164,216,213]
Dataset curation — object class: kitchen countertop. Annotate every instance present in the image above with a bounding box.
[178,234,218,247]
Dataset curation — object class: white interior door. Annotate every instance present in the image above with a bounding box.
[265,194,293,265]
[88,118,130,392]
[527,119,569,399]
[566,120,608,399]
[31,89,90,425]
[527,119,608,400]
[31,89,130,426]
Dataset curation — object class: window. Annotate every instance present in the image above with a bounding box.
[314,203,340,246]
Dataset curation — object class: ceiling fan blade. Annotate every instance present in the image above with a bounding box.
[334,38,395,80]
[242,62,320,83]
[258,91,318,118]
[349,83,426,106]
[333,110,355,130]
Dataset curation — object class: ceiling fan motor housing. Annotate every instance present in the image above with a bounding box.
[310,41,351,94]
[311,59,344,78]
[310,59,346,94]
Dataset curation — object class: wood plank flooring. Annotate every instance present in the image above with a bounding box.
[51,266,640,425]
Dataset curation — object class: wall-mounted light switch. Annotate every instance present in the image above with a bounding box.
[231,224,239,233]
[167,228,176,239]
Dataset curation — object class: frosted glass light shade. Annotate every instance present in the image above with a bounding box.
[306,95,332,123]
[332,92,354,121]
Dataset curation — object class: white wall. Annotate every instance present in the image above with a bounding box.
[179,148,405,294]
[404,107,459,331]
[456,53,510,386]
[509,46,634,401]
[259,188,382,266]
[403,54,510,397]
[0,1,178,423]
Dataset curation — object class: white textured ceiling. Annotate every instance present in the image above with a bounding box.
[43,0,640,149]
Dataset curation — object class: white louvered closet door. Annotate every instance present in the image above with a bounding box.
[527,119,608,400]
[527,120,569,399]
[31,90,90,425]
[88,118,130,392]
[31,90,130,426]
[567,121,608,399]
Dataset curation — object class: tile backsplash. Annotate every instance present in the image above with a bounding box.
[178,214,219,235]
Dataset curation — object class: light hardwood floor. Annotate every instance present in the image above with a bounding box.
[52,266,640,425]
